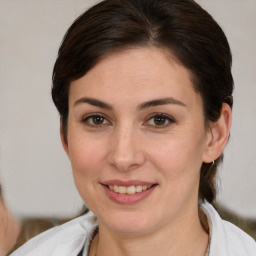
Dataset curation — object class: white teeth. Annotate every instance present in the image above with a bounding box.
[127,186,136,194]
[136,185,143,193]
[118,186,126,194]
[108,184,152,194]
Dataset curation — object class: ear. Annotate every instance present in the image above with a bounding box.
[60,125,70,158]
[203,103,232,163]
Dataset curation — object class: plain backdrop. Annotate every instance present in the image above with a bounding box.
[0,0,255,219]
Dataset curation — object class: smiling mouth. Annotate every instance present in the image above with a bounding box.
[107,185,154,194]
[102,182,157,204]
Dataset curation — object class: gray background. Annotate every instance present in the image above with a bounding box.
[0,0,255,219]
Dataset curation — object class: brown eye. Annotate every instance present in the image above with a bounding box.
[83,114,110,126]
[92,116,105,125]
[146,114,175,128]
[153,116,167,126]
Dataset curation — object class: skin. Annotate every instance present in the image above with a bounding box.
[0,199,20,256]
[62,47,231,256]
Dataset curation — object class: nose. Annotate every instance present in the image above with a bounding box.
[107,124,146,172]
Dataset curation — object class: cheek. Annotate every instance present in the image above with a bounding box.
[148,140,202,206]
[147,133,205,179]
[147,140,189,169]
[67,135,109,198]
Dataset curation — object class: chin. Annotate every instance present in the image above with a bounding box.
[98,210,156,235]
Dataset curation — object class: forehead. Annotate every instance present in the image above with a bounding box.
[69,47,201,108]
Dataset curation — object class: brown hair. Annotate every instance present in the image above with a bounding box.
[52,0,233,203]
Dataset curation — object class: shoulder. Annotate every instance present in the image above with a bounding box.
[222,220,256,255]
[10,211,97,256]
[200,202,256,256]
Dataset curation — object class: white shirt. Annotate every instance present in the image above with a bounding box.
[10,203,256,256]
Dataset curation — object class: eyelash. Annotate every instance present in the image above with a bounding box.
[82,113,111,127]
[81,113,175,128]
[144,113,175,128]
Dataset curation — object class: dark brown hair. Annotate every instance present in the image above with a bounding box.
[52,0,233,203]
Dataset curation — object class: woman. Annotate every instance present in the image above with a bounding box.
[0,185,20,256]
[11,0,256,255]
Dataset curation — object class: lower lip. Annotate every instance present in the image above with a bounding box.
[102,185,157,205]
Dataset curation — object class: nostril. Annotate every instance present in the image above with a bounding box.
[108,150,146,172]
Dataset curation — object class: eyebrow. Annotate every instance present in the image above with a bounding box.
[137,97,186,110]
[74,97,186,110]
[74,97,113,109]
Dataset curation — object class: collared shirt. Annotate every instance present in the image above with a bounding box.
[10,203,256,256]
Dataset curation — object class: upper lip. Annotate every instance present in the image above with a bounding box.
[101,179,156,186]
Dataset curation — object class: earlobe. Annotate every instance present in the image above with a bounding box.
[60,126,70,157]
[203,103,232,163]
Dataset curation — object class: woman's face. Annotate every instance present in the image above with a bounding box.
[63,47,213,235]
[0,200,20,255]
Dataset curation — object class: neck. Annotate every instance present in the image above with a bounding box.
[94,207,209,256]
